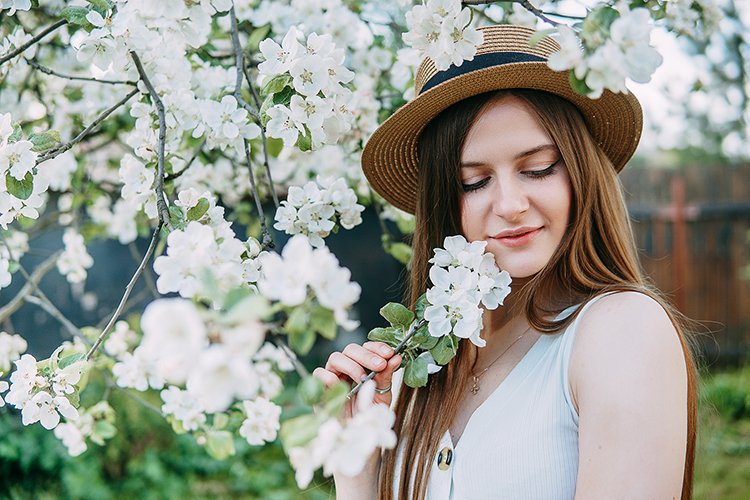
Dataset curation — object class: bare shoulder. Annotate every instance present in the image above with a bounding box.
[568,290,687,412]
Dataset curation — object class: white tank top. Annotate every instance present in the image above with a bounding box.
[390,298,605,499]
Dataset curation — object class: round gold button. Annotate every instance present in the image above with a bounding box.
[436,446,453,471]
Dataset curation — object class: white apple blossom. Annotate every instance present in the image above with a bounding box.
[258,26,304,76]
[0,140,36,180]
[253,342,296,372]
[548,25,585,73]
[0,377,8,407]
[54,421,88,456]
[239,397,281,445]
[57,229,94,284]
[0,331,27,372]
[185,345,259,413]
[112,346,165,391]
[103,321,137,359]
[160,386,206,431]
[0,0,31,16]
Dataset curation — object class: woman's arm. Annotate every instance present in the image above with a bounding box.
[569,292,688,499]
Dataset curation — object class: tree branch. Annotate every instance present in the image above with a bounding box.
[24,294,85,340]
[0,251,60,321]
[0,19,67,66]
[129,51,173,230]
[35,88,139,164]
[462,0,560,26]
[164,138,206,183]
[26,58,137,85]
[86,223,162,361]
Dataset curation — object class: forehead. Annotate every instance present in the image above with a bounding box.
[461,95,554,161]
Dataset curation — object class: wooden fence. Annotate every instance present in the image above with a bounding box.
[620,164,750,365]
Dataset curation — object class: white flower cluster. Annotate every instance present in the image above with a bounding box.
[53,401,116,457]
[119,153,157,220]
[0,113,47,229]
[3,353,85,430]
[424,235,512,347]
[274,177,364,247]
[548,8,663,98]
[665,0,721,40]
[239,396,282,446]
[0,229,28,290]
[0,330,27,373]
[153,217,248,302]
[402,0,484,71]
[112,297,279,418]
[289,381,396,488]
[57,229,94,285]
[260,27,356,149]
[258,235,361,330]
[0,0,31,16]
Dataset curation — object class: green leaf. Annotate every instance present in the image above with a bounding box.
[403,355,428,388]
[168,205,186,229]
[284,307,308,336]
[266,137,284,157]
[213,413,229,430]
[5,172,34,201]
[93,420,116,440]
[568,70,594,97]
[387,242,412,265]
[430,335,457,365]
[295,129,312,152]
[61,6,93,27]
[298,376,324,405]
[28,130,61,152]
[321,381,349,416]
[367,326,400,345]
[248,25,272,51]
[289,329,316,355]
[415,294,429,321]
[186,197,210,221]
[261,74,291,96]
[59,352,85,369]
[260,95,275,126]
[280,413,319,449]
[8,124,22,143]
[380,302,415,328]
[272,86,294,106]
[205,430,235,459]
[528,28,556,48]
[412,323,438,350]
[310,306,337,340]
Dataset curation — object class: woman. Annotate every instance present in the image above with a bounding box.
[313,25,697,499]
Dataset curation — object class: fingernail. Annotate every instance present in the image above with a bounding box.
[372,356,385,367]
[380,345,393,355]
[359,374,368,382]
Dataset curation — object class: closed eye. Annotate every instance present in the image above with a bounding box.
[524,160,560,179]
[461,177,490,192]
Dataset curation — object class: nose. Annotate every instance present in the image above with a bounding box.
[491,176,529,221]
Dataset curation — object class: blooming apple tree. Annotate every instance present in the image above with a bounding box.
[0,0,721,489]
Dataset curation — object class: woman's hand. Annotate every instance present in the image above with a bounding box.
[313,341,402,418]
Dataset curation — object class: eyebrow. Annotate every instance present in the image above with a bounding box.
[460,143,558,168]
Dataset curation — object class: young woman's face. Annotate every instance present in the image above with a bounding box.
[459,96,572,278]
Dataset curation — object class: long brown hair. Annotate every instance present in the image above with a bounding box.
[377,89,698,499]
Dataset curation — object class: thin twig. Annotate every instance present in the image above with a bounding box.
[271,335,310,379]
[0,19,67,66]
[35,88,139,164]
[164,138,206,182]
[242,59,279,209]
[128,242,159,299]
[86,223,162,361]
[26,58,137,85]
[24,294,85,341]
[462,0,560,26]
[346,318,426,399]
[129,51,173,230]
[229,6,259,121]
[0,252,60,321]
[243,138,274,249]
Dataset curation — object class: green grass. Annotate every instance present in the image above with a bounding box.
[694,363,750,500]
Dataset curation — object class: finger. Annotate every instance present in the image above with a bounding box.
[342,343,389,372]
[363,341,395,359]
[372,353,402,390]
[325,351,368,384]
[312,367,340,388]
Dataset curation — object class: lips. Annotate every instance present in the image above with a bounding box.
[491,227,542,247]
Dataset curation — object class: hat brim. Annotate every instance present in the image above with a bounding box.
[362,58,642,214]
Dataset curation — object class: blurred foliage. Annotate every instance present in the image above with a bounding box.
[694,361,750,499]
[0,386,334,500]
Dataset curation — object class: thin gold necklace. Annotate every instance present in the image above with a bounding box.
[469,326,532,395]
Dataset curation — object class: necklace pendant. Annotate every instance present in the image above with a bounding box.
[470,376,480,395]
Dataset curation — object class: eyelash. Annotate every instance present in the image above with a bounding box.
[461,161,560,193]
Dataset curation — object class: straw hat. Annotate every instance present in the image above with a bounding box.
[362,24,643,214]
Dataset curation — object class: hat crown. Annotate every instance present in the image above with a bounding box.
[414,25,562,95]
